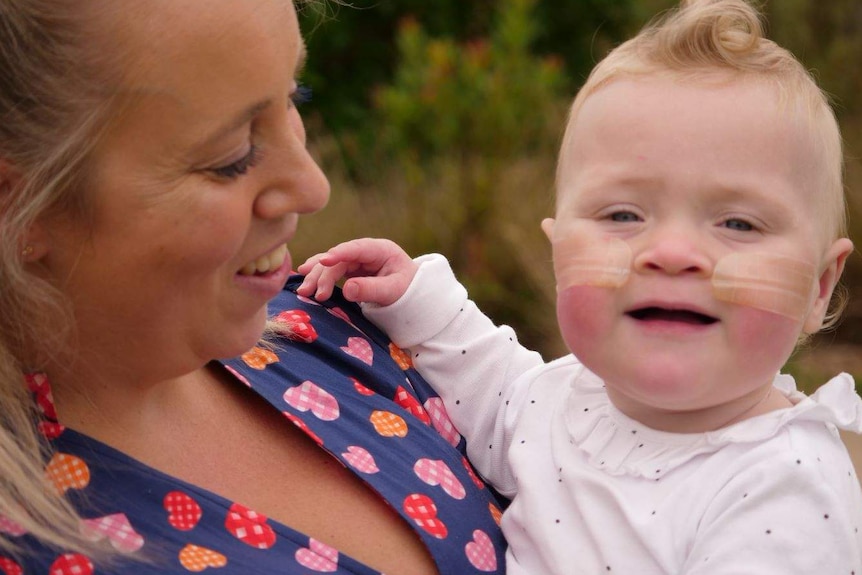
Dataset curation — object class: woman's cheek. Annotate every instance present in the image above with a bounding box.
[555,285,614,358]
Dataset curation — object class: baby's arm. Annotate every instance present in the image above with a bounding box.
[297,238,418,306]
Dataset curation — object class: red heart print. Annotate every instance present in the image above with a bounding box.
[394,386,431,425]
[284,381,340,421]
[37,421,65,439]
[48,553,94,575]
[225,503,276,549]
[352,378,375,396]
[283,412,323,445]
[462,456,485,489]
[465,529,497,572]
[164,491,203,531]
[403,493,448,539]
[275,310,318,343]
[178,544,227,572]
[0,556,23,575]
[423,398,462,447]
[340,337,373,366]
[342,446,379,474]
[81,514,144,553]
[0,515,26,537]
[25,372,57,420]
[414,459,465,499]
[295,538,339,572]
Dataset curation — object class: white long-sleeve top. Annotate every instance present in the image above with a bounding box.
[363,254,862,575]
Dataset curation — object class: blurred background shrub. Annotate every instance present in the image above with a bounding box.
[293,0,862,392]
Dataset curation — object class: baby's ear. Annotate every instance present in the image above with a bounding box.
[803,238,854,334]
[541,217,556,241]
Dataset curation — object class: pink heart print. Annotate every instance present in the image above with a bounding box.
[414,459,466,499]
[465,529,498,572]
[462,456,485,489]
[342,446,379,474]
[340,337,373,366]
[48,553,94,575]
[295,538,339,572]
[224,365,251,387]
[327,306,362,333]
[81,514,145,553]
[0,556,23,575]
[394,386,431,425]
[0,515,26,537]
[423,398,462,447]
[225,503,276,549]
[284,381,340,421]
[164,491,203,531]
[402,493,448,539]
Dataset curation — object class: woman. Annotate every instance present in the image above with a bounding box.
[0,1,506,573]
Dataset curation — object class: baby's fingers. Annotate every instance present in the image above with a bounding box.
[297,261,348,301]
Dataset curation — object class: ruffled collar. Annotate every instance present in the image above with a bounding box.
[563,370,861,479]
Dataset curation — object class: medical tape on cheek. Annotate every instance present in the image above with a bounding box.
[552,235,632,290]
[711,252,817,322]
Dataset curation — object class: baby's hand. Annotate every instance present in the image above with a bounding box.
[297,238,418,306]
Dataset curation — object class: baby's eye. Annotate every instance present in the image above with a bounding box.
[722,218,754,232]
[609,211,641,223]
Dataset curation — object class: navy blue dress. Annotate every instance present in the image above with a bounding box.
[3,276,507,574]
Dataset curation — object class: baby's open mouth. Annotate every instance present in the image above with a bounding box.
[239,243,288,276]
[627,307,718,325]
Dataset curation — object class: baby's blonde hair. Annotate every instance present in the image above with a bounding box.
[558,0,846,242]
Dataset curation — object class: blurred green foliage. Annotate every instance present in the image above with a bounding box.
[294,0,862,385]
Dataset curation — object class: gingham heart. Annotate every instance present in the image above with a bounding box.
[0,515,26,537]
[45,453,90,494]
[283,412,324,445]
[326,307,364,334]
[295,538,339,572]
[423,398,462,447]
[342,446,379,474]
[48,553,94,575]
[462,455,485,489]
[241,346,278,370]
[414,459,465,499]
[0,556,22,575]
[25,372,57,420]
[225,503,276,549]
[394,386,431,425]
[465,529,497,572]
[275,310,318,343]
[178,544,227,572]
[284,381,340,421]
[351,378,375,396]
[164,491,203,531]
[81,514,144,553]
[340,337,373,366]
[403,493,447,539]
[224,365,251,387]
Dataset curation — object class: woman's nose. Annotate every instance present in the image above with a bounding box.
[631,225,712,277]
[253,109,330,220]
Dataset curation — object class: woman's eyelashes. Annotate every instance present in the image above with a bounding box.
[210,144,261,180]
[291,83,312,107]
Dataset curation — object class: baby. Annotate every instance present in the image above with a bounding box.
[299,0,862,573]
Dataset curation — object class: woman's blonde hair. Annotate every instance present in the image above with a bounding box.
[557,0,848,329]
[0,0,159,559]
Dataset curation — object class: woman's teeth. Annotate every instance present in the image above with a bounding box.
[239,244,288,276]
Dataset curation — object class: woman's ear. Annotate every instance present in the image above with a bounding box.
[803,238,855,334]
[0,160,48,262]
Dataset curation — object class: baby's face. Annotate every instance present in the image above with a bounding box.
[546,76,851,431]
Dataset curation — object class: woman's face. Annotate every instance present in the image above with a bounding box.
[38,0,329,379]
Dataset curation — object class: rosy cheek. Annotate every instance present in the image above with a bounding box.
[556,285,613,357]
[729,307,801,374]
